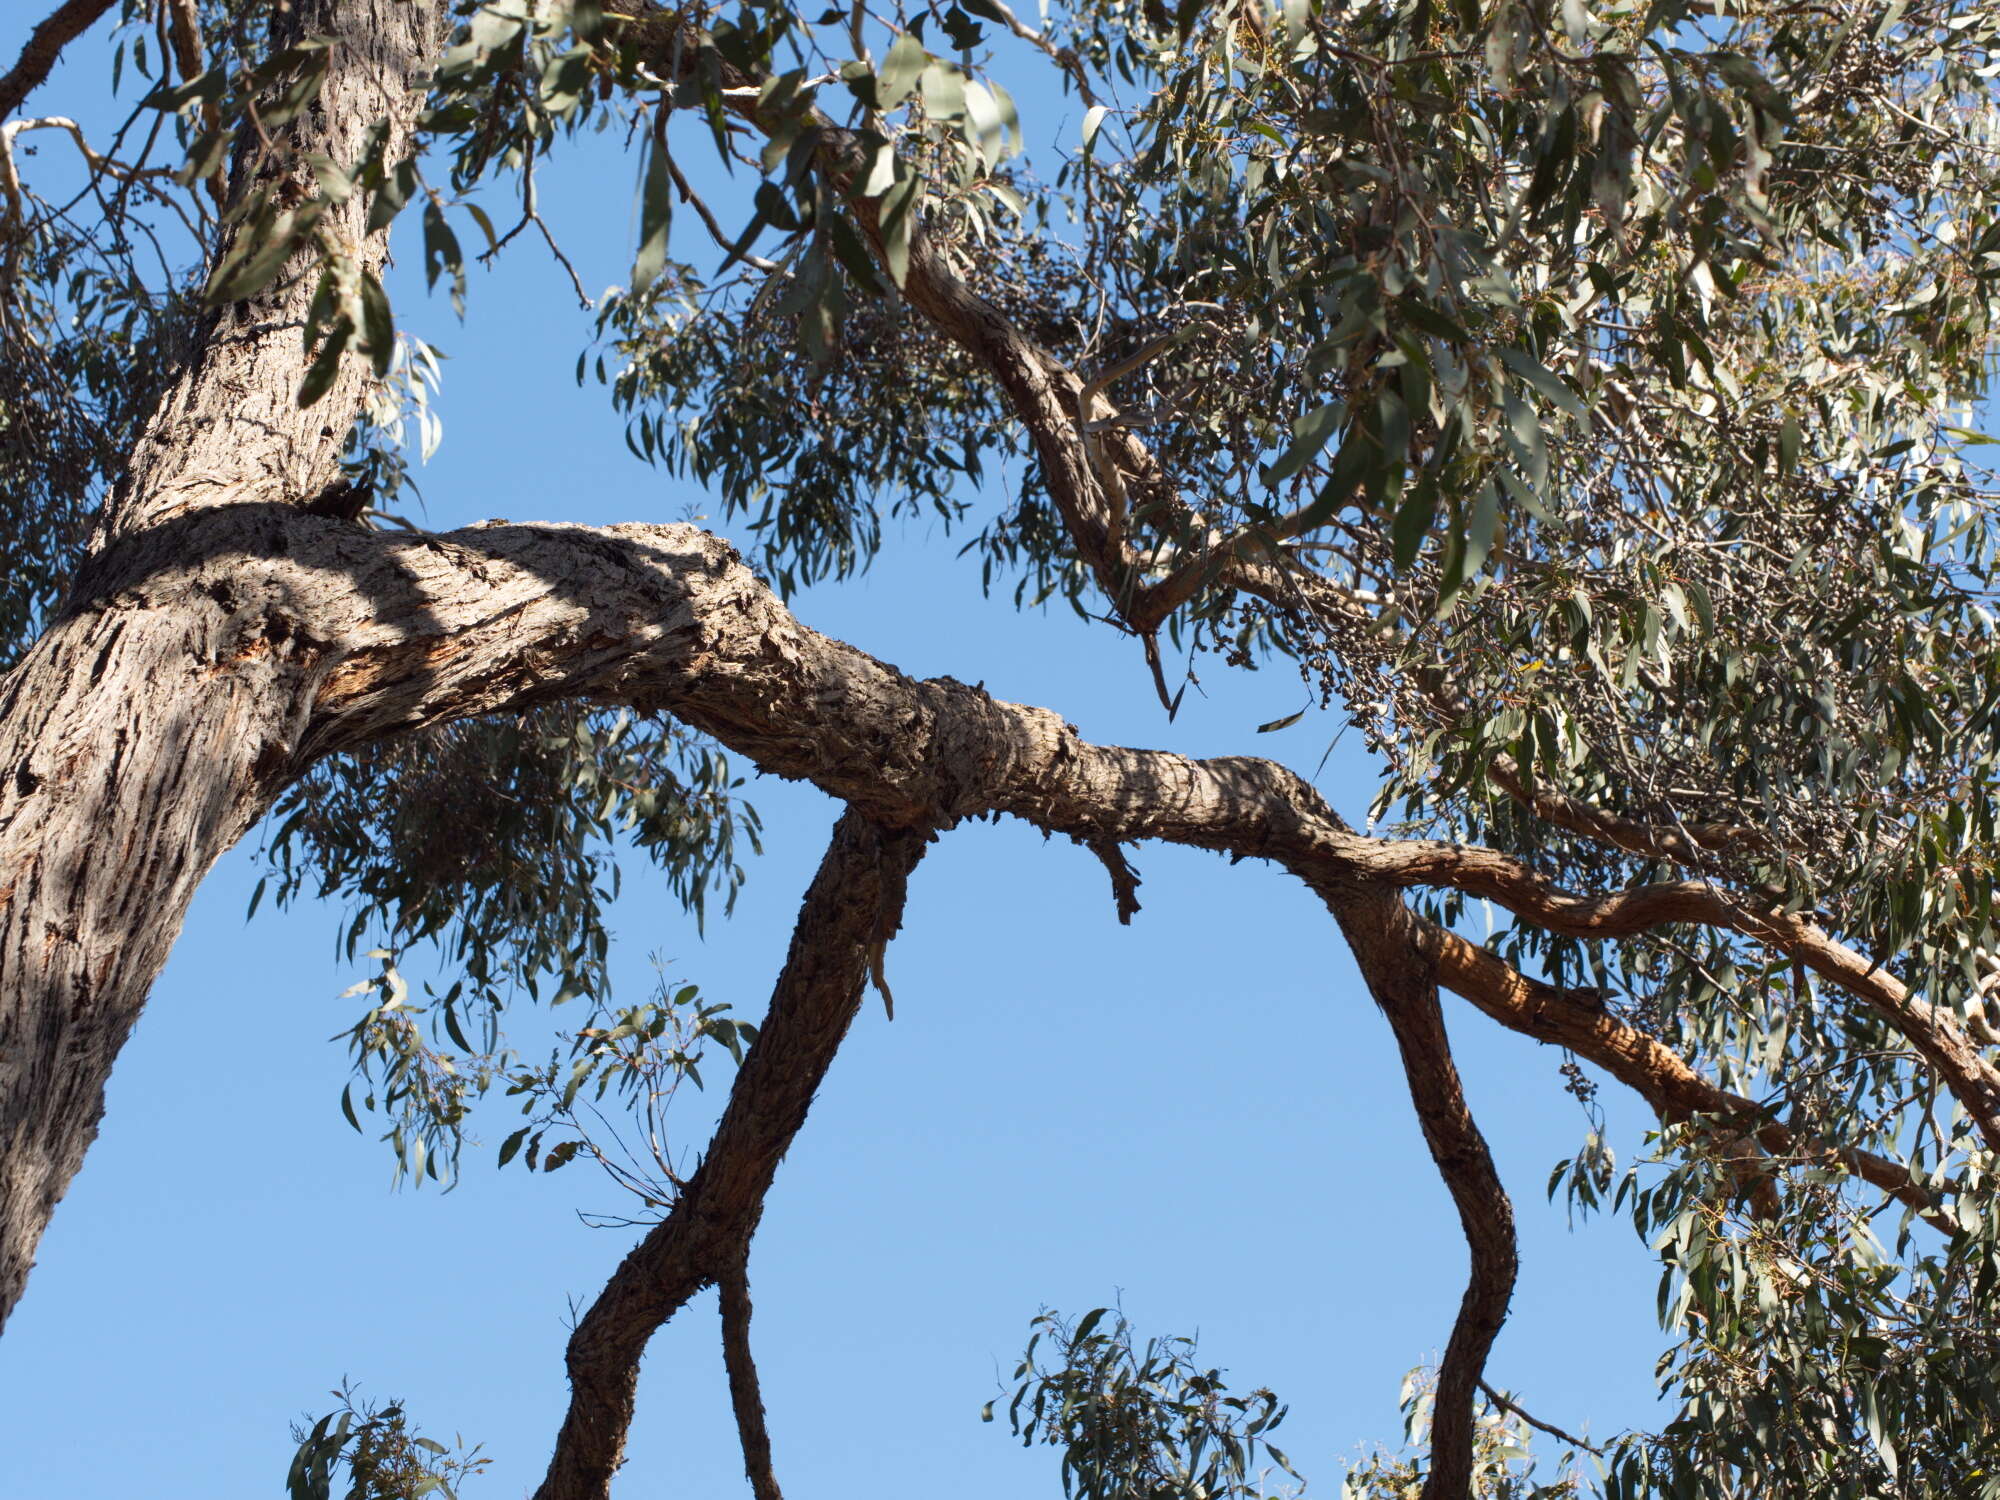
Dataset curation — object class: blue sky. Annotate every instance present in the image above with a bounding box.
[0,11,1668,1495]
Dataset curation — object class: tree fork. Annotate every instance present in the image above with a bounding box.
[533,809,929,1500]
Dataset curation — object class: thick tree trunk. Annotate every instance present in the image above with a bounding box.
[0,0,441,1330]
[0,552,316,1325]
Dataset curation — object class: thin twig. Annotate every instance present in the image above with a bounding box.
[481,150,591,307]
[1478,1379,1605,1455]
[667,151,779,274]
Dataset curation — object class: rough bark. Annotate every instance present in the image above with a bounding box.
[718,1257,784,1500]
[6,478,1953,1332]
[533,809,928,1500]
[0,0,442,1331]
[259,508,2000,1152]
[1431,929,1947,1226]
[613,1,2000,1159]
[94,0,442,545]
[0,0,117,123]
[0,10,1971,1496]
[1331,890,1517,1500]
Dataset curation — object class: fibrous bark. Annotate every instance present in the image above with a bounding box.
[0,0,118,123]
[533,808,929,1500]
[0,17,1975,1500]
[1331,889,1517,1500]
[0,0,442,1331]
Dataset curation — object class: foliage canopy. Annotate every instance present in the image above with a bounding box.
[4,0,2000,1493]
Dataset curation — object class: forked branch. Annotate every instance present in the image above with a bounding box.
[248,509,1990,1182]
[529,808,928,1500]
[1429,928,1951,1230]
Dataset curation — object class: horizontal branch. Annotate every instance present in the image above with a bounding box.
[141,502,1986,1152]
[69,491,1962,1484]
[83,496,1978,1196]
[576,0,2000,1156]
[1486,755,1769,865]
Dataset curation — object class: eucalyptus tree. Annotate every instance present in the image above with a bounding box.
[2,0,1998,1497]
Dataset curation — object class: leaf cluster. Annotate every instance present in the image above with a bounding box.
[287,1383,490,1500]
[992,1306,1303,1500]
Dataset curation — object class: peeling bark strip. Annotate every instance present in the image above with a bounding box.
[0,0,444,1332]
[533,810,928,1500]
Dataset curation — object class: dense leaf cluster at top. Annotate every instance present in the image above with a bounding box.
[6,0,2000,1490]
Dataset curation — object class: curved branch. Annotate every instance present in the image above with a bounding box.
[149,502,1991,1151]
[640,45,2000,1148]
[1477,1379,1602,1456]
[718,1253,784,1500]
[1331,889,1516,1500]
[584,0,2000,1140]
[1367,842,2000,1150]
[532,809,929,1500]
[0,0,117,123]
[1429,927,1951,1230]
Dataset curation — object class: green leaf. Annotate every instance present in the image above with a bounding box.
[753,180,803,234]
[877,169,921,287]
[296,325,349,408]
[942,4,985,51]
[875,32,928,110]
[1778,411,1802,472]
[1465,478,1501,577]
[359,271,394,377]
[632,134,675,291]
[1498,348,1588,420]
[1261,402,1342,486]
[920,61,967,121]
[421,200,464,313]
[840,59,879,110]
[827,212,888,294]
[367,158,418,234]
[542,1138,582,1170]
[1392,474,1439,570]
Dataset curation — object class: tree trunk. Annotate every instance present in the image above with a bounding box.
[0,0,441,1331]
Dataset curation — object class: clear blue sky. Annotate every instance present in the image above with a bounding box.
[0,13,1666,1495]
